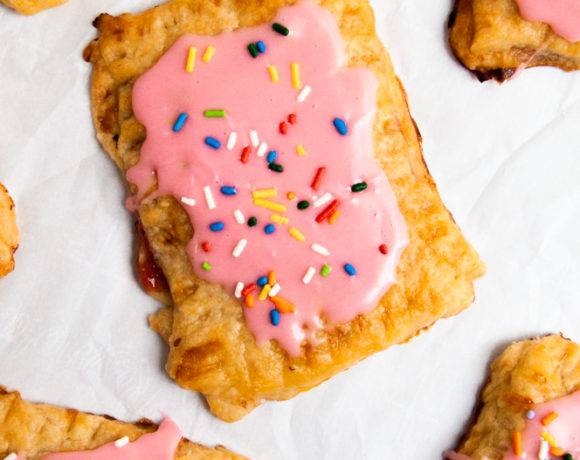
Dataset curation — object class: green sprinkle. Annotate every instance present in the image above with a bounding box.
[268,163,284,173]
[248,43,259,58]
[248,217,258,227]
[297,200,310,210]
[272,22,290,36]
[563,455,573,460]
[321,264,330,277]
[202,261,211,271]
[204,110,226,118]
[351,182,368,192]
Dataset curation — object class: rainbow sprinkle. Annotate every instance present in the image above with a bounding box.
[265,224,275,234]
[312,244,330,256]
[256,41,266,53]
[203,186,216,210]
[254,198,286,213]
[227,132,237,150]
[268,163,284,173]
[234,209,246,224]
[257,276,269,286]
[209,222,225,232]
[186,47,197,73]
[234,282,244,298]
[259,284,272,300]
[270,309,280,326]
[202,261,211,271]
[173,113,188,132]
[268,66,280,83]
[267,150,278,163]
[220,186,237,195]
[289,227,305,242]
[297,85,311,102]
[291,62,302,89]
[232,239,247,258]
[272,22,290,36]
[181,197,196,207]
[204,109,226,118]
[321,264,331,277]
[269,283,281,297]
[271,214,289,225]
[333,118,348,135]
[205,137,221,149]
[248,43,259,58]
[202,46,215,63]
[351,182,368,192]
[250,130,259,147]
[257,142,268,157]
[344,263,356,276]
[302,266,316,284]
[296,144,307,156]
[252,188,277,199]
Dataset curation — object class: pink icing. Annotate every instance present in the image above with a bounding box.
[515,0,580,42]
[12,417,181,460]
[128,0,408,356]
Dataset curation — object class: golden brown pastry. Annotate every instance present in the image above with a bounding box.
[0,386,246,459]
[84,0,485,422]
[446,334,580,459]
[0,182,18,279]
[449,0,580,82]
[0,0,68,15]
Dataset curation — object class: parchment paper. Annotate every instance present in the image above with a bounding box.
[1,1,580,458]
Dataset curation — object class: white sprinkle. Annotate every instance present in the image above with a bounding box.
[114,436,130,448]
[232,239,247,258]
[297,85,312,103]
[312,244,330,256]
[234,209,246,224]
[203,186,216,210]
[4,454,18,460]
[269,283,281,297]
[538,439,549,460]
[235,282,244,298]
[250,130,259,147]
[227,132,238,150]
[181,197,196,206]
[313,192,332,208]
[302,266,316,284]
[257,142,268,157]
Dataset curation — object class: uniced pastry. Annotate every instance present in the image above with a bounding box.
[84,0,485,421]
[449,0,580,82]
[0,182,18,279]
[0,0,68,15]
[0,386,246,459]
[445,335,580,459]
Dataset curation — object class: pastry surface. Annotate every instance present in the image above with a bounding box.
[0,387,246,459]
[84,0,485,421]
[449,0,580,82]
[0,182,18,279]
[447,334,580,459]
[0,0,68,15]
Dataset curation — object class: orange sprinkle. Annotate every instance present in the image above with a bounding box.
[268,270,276,285]
[541,411,559,426]
[287,191,296,200]
[245,293,255,308]
[328,210,339,224]
[311,166,326,190]
[550,447,566,457]
[271,296,296,313]
[513,431,522,457]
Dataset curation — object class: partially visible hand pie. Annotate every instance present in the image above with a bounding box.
[0,386,247,459]
[0,0,68,15]
[0,182,18,279]
[449,0,580,82]
[445,334,580,459]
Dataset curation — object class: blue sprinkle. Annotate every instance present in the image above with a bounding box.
[333,117,348,136]
[173,113,188,132]
[526,410,536,420]
[257,276,269,286]
[220,186,237,195]
[209,222,224,232]
[344,263,356,276]
[264,224,275,234]
[266,150,277,164]
[205,137,221,149]
[270,309,280,326]
[256,41,266,53]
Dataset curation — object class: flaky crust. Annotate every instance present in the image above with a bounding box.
[449,0,580,82]
[450,335,580,459]
[84,0,485,421]
[0,387,246,459]
[0,0,68,15]
[0,182,18,279]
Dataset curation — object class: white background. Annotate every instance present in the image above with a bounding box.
[1,1,579,458]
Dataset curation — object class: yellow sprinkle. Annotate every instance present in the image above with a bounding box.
[252,188,278,199]
[186,47,197,73]
[253,198,286,213]
[268,270,276,285]
[271,214,289,225]
[291,62,302,89]
[268,65,280,83]
[541,430,557,447]
[296,144,307,156]
[259,284,271,301]
[202,46,215,63]
[329,210,340,224]
[287,192,296,200]
[289,227,305,242]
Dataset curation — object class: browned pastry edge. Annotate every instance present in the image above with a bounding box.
[84,0,485,421]
[448,334,580,459]
[0,386,247,459]
[0,182,18,279]
[0,0,68,15]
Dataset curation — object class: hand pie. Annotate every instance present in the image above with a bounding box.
[84,0,485,421]
[445,334,580,459]
[0,0,68,15]
[0,386,246,459]
[0,182,18,279]
[449,0,580,82]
